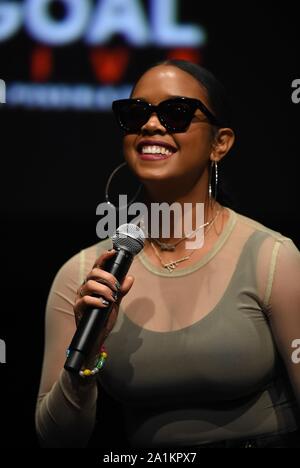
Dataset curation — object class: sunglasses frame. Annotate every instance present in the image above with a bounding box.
[112,96,221,133]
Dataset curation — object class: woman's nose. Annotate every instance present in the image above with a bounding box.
[141,112,166,134]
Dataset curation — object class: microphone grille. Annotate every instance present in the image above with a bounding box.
[112,223,145,255]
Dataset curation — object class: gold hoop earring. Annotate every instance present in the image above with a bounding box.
[105,162,143,211]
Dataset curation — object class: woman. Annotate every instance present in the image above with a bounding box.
[35,60,300,448]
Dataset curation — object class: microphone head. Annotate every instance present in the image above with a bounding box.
[112,223,145,255]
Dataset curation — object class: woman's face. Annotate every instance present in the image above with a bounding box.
[123,65,216,187]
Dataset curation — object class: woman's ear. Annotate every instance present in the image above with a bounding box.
[211,128,235,162]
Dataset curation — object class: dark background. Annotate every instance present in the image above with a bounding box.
[0,0,299,448]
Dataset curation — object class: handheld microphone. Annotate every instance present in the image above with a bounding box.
[64,223,145,373]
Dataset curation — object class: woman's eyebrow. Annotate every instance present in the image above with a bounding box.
[168,94,187,98]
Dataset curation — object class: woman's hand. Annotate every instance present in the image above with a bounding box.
[73,249,134,356]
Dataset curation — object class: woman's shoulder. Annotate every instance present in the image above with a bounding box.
[54,238,113,287]
[76,237,113,262]
[230,207,298,248]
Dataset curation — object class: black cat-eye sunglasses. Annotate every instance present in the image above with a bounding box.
[112,97,221,133]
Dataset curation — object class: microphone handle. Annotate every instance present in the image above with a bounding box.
[64,248,133,373]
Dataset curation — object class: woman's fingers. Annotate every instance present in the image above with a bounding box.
[75,291,114,309]
[73,249,135,335]
[115,275,135,303]
[92,249,116,269]
[102,276,135,340]
[79,279,118,303]
[89,249,121,291]
[74,291,114,326]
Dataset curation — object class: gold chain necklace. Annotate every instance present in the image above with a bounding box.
[140,207,218,251]
[149,209,222,273]
[149,218,212,251]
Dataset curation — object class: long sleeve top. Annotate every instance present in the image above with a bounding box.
[35,208,300,447]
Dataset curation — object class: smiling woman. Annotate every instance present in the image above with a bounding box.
[121,61,234,211]
[35,59,300,449]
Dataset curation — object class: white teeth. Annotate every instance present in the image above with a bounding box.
[141,145,173,155]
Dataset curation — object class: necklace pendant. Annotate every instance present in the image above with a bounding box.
[164,262,177,272]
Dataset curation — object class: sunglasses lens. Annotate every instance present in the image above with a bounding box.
[161,101,195,131]
[116,101,148,131]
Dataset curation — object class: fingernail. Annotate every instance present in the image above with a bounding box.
[102,298,110,306]
[115,280,121,290]
[112,292,119,301]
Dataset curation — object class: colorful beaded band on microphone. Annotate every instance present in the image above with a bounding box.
[66,345,108,378]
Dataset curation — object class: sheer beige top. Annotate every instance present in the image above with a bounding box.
[35,208,300,447]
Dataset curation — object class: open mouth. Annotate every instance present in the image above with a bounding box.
[136,141,178,160]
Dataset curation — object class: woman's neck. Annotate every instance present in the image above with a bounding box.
[139,177,219,245]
